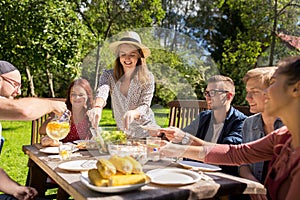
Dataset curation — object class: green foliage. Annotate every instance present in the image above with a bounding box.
[217,0,300,104]
[149,49,206,104]
[221,33,265,104]
[160,0,299,105]
[0,121,32,185]
[0,0,91,97]
[1,0,299,104]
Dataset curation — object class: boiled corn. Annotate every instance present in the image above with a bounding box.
[96,158,116,178]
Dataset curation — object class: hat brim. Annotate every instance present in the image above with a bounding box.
[109,41,151,58]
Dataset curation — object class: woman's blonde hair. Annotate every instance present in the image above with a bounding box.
[113,44,150,84]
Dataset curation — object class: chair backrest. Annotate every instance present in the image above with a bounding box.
[167,100,252,129]
[31,114,50,144]
[167,100,208,129]
[30,98,66,144]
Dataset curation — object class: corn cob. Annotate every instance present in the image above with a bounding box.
[108,173,147,186]
[88,169,108,186]
[96,158,116,178]
[109,155,133,174]
[123,156,143,174]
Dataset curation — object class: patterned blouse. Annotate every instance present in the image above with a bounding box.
[62,116,92,143]
[96,69,156,138]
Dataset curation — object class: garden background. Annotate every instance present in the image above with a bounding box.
[0,0,299,195]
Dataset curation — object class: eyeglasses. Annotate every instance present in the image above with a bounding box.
[0,75,21,90]
[204,89,229,97]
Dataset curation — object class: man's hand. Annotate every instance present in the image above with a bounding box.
[51,101,67,116]
[160,127,185,143]
[87,107,102,128]
[13,186,38,200]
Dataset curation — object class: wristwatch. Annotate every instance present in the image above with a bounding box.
[181,132,190,145]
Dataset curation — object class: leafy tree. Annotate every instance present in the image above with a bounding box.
[0,0,90,97]
[219,0,300,104]
[160,0,300,105]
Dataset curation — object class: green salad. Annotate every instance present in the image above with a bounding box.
[101,130,127,144]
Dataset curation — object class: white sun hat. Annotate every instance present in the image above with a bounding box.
[109,31,151,58]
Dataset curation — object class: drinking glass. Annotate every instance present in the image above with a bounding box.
[146,137,161,161]
[59,144,74,160]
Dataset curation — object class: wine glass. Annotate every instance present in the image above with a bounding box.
[46,110,71,143]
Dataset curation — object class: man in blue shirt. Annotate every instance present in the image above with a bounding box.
[161,75,247,176]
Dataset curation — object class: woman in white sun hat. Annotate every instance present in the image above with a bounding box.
[88,31,157,138]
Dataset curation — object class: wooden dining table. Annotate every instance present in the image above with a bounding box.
[22,144,266,200]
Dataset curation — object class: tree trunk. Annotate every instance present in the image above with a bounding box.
[46,68,55,98]
[94,42,101,91]
[269,0,278,66]
[25,66,36,97]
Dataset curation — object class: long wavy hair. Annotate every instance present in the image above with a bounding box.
[65,78,94,111]
[113,44,150,84]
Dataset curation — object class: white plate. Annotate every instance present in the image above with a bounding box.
[58,160,97,171]
[177,160,221,172]
[40,146,79,154]
[80,172,150,193]
[146,168,201,186]
[73,140,92,144]
[40,147,60,154]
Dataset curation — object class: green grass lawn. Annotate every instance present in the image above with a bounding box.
[0,107,169,193]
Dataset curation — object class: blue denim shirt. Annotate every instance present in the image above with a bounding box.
[240,113,284,183]
[183,106,246,144]
[183,106,247,176]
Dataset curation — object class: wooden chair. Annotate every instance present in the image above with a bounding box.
[30,113,51,145]
[167,100,208,129]
[167,100,251,129]
[26,98,66,199]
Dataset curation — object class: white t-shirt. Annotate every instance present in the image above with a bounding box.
[210,122,224,143]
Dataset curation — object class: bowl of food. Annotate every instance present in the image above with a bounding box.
[107,139,148,165]
[100,127,127,144]
[91,127,127,154]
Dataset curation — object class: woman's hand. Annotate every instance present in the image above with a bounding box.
[160,140,187,158]
[160,127,185,143]
[87,107,103,128]
[123,110,140,130]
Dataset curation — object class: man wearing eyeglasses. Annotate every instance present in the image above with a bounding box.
[0,60,67,200]
[0,61,21,99]
[0,61,66,120]
[161,75,247,176]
